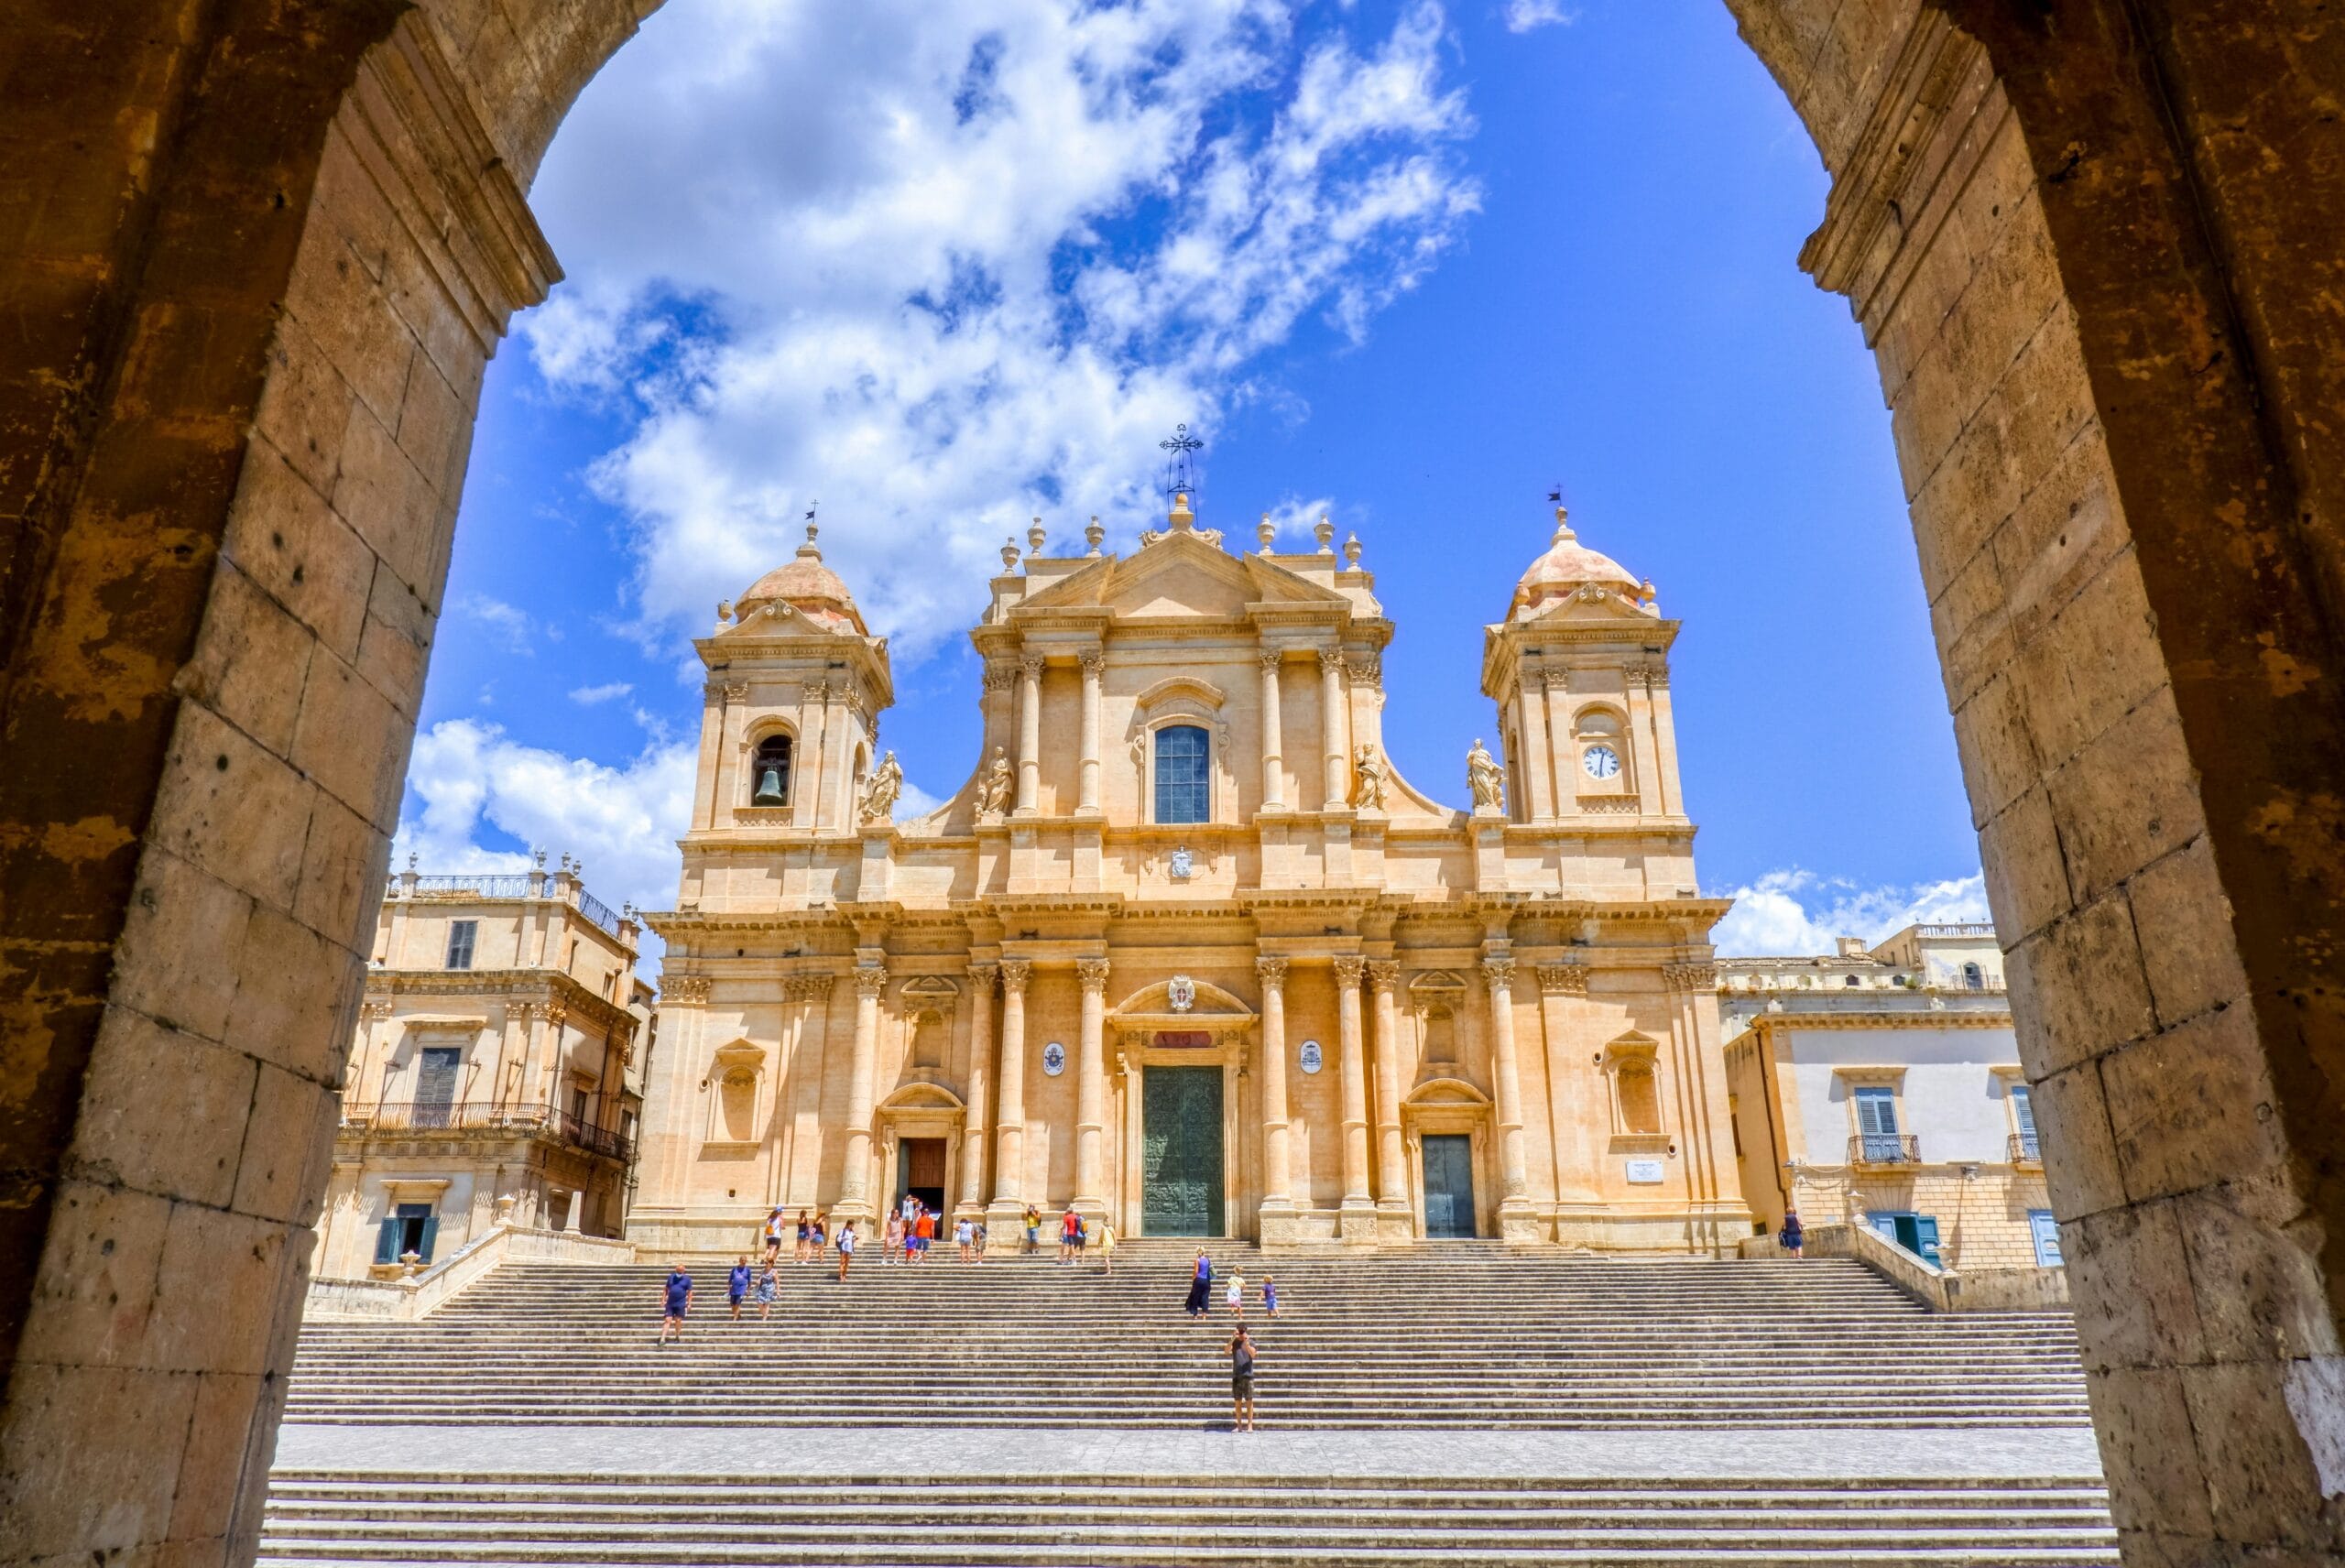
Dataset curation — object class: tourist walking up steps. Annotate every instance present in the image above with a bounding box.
[761,1208,785,1264]
[1058,1206,1080,1264]
[974,1218,988,1261]
[955,1215,975,1262]
[1097,1215,1118,1274]
[1262,1274,1280,1319]
[659,1264,693,1344]
[794,1211,812,1263]
[1226,1269,1246,1319]
[1781,1210,1805,1258]
[836,1220,857,1281]
[1184,1251,1213,1318]
[727,1256,751,1320]
[1227,1324,1259,1432]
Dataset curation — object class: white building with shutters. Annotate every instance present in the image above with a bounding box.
[1718,924,2060,1272]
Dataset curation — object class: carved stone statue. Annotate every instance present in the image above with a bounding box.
[977,745,1013,815]
[1350,743,1388,810]
[1467,738,1505,812]
[860,750,903,822]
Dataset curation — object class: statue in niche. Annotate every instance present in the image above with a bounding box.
[1349,743,1388,810]
[1467,738,1505,812]
[860,751,903,822]
[977,746,1013,815]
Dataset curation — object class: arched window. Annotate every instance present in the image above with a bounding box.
[750,735,791,806]
[1617,1061,1662,1134]
[1844,975,1860,986]
[1963,962,1985,990]
[1154,724,1210,824]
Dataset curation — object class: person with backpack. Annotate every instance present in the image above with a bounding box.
[760,1209,785,1265]
[1227,1324,1259,1432]
[1780,1210,1805,1258]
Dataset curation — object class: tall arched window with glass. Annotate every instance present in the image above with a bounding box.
[1154,724,1210,824]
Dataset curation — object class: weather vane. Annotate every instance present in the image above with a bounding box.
[1546,484,1563,506]
[1160,423,1204,499]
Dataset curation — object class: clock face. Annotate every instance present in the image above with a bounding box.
[1582,744,1621,780]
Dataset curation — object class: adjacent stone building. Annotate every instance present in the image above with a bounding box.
[632,497,1751,1254]
[1720,923,2056,1271]
[312,859,653,1279]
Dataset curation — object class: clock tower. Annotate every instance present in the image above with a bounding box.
[1479,506,1686,826]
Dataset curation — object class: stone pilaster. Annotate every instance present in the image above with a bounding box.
[1333,955,1375,1240]
[1256,956,1297,1240]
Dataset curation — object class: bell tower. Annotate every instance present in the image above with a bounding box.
[1480,506,1685,824]
[689,524,895,838]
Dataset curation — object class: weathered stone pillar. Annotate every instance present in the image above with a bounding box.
[835,963,887,1219]
[1318,647,1348,811]
[1517,673,1554,822]
[957,963,998,1216]
[1333,956,1374,1238]
[1074,958,1110,1214]
[1258,648,1286,811]
[1256,956,1295,1234]
[989,960,1031,1213]
[1482,955,1533,1236]
[1076,651,1103,813]
[1015,653,1043,814]
[1366,961,1409,1225]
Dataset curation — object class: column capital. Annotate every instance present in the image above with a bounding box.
[722,681,750,702]
[853,964,889,1000]
[1317,645,1346,672]
[1020,650,1047,678]
[1258,647,1283,671]
[965,961,1000,995]
[1077,649,1105,678]
[1663,961,1718,991]
[1364,959,1400,993]
[1332,954,1367,985]
[661,975,712,1004]
[1075,957,1112,993]
[1481,956,1517,991]
[1537,962,1589,996]
[982,661,1018,693]
[998,958,1032,994]
[782,974,835,1004]
[1255,955,1290,986]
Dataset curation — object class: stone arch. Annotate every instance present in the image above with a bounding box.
[5,4,2343,1563]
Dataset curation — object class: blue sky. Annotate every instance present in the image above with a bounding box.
[394,0,1991,956]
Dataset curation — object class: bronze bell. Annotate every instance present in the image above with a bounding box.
[752,766,787,806]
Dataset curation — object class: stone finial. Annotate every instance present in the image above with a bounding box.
[1641,578,1658,611]
[802,521,821,554]
[1553,505,1574,541]
[1085,517,1104,555]
[1001,537,1020,571]
[1314,514,1335,553]
[1028,517,1046,555]
[717,599,732,625]
[407,852,419,872]
[1169,492,1196,531]
[1259,512,1276,553]
[1343,532,1362,568]
[532,847,547,869]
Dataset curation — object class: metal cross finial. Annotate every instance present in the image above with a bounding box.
[1159,423,1204,499]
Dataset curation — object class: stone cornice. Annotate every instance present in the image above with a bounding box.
[364,969,637,1039]
[1737,1009,2015,1035]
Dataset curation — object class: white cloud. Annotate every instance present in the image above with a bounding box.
[457,593,536,654]
[1501,0,1576,33]
[521,0,1479,667]
[1711,868,1992,957]
[391,720,697,941]
[569,681,635,705]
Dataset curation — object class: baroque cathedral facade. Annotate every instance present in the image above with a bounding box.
[631,493,1751,1253]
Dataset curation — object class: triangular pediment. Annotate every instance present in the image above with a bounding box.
[1015,531,1349,623]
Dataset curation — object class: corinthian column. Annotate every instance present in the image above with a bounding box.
[1319,647,1349,811]
[990,960,1031,1213]
[1074,957,1110,1214]
[1258,648,1286,811]
[1077,651,1103,812]
[1367,960,1408,1219]
[1334,955,1374,1238]
[1257,956,1293,1229]
[1016,653,1044,813]
[957,963,998,1215]
[837,963,888,1219]
[1483,955,1534,1234]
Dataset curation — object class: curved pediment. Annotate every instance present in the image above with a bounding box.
[1403,1073,1491,1107]
[1132,675,1227,713]
[1109,976,1255,1024]
[878,1081,966,1114]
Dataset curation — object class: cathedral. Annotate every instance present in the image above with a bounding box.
[630,492,1751,1253]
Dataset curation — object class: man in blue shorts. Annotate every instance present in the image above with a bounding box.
[726,1255,752,1320]
[660,1264,693,1343]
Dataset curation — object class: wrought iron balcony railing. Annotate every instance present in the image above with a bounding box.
[344,1101,634,1163]
[2010,1131,2043,1164]
[1849,1133,1921,1166]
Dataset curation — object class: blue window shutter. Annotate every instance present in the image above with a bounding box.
[1914,1215,1942,1266]
[374,1218,400,1264]
[1867,1211,1897,1241]
[2030,1210,2064,1267]
[418,1215,440,1263]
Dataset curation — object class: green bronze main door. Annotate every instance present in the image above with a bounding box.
[1141,1066,1224,1236]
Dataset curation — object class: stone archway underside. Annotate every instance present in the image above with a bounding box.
[2,2,2340,1563]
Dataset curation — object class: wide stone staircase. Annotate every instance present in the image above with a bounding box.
[286,1244,2090,1431]
[266,1244,2115,1564]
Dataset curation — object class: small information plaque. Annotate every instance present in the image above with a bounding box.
[1625,1159,1665,1185]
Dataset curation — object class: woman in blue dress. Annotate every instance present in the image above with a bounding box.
[1183,1250,1213,1318]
